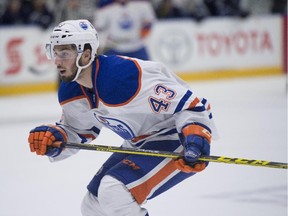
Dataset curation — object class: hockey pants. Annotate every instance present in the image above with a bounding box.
[82,135,195,215]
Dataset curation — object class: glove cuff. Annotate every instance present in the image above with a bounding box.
[182,124,211,144]
[46,124,68,142]
[173,158,206,173]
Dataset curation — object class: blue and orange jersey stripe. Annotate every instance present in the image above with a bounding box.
[128,159,179,204]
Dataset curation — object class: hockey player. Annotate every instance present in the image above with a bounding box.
[93,0,155,60]
[28,19,218,216]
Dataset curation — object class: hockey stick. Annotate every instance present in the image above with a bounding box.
[64,142,288,169]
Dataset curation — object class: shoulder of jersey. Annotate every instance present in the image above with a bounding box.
[96,55,142,106]
[58,81,84,105]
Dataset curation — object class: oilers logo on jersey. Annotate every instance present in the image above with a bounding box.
[118,13,133,30]
[93,113,135,140]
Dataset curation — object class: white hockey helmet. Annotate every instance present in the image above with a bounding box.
[46,19,99,81]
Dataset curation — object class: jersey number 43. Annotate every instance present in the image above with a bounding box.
[148,84,176,113]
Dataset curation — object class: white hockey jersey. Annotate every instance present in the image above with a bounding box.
[53,55,218,161]
[94,0,156,52]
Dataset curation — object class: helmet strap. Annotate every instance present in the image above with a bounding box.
[72,53,94,82]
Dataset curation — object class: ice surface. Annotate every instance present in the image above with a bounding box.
[0,75,287,216]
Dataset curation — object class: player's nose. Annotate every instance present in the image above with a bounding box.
[54,57,62,66]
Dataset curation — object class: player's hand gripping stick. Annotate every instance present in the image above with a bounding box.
[28,125,67,157]
[174,124,211,173]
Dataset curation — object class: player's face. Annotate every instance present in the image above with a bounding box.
[53,45,78,82]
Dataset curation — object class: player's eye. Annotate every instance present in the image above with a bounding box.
[53,50,76,59]
[61,51,69,57]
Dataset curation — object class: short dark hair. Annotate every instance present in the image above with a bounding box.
[84,43,92,51]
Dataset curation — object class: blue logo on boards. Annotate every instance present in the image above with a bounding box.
[94,114,135,140]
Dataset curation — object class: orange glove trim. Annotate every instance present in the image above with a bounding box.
[182,124,211,144]
[173,158,206,173]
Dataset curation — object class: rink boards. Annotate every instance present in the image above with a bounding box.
[0,15,286,95]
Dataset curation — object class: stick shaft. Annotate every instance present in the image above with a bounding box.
[64,142,287,169]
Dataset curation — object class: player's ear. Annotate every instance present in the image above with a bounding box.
[81,49,92,64]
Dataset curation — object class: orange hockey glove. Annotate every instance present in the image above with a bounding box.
[28,124,67,157]
[174,158,206,173]
[174,123,211,173]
